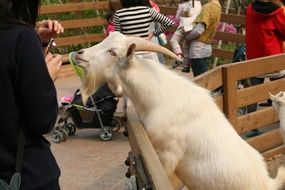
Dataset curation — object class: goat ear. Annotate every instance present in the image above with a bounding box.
[126,43,136,61]
[270,91,285,105]
[269,92,276,101]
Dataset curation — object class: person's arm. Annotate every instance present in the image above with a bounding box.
[186,23,206,41]
[149,8,175,36]
[175,4,183,20]
[45,52,62,81]
[114,13,121,32]
[16,28,58,135]
[275,10,285,41]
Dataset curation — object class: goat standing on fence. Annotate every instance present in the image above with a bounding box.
[72,32,285,190]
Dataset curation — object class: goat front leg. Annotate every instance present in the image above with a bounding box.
[157,149,184,189]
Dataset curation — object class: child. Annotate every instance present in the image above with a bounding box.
[106,11,115,35]
[170,0,202,72]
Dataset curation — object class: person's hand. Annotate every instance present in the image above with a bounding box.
[45,53,62,81]
[182,10,191,17]
[145,33,154,41]
[36,20,64,44]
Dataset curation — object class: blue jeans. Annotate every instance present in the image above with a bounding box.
[190,58,209,77]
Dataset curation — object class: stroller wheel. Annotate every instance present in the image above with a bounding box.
[60,128,69,141]
[66,123,76,135]
[111,118,122,132]
[52,130,63,143]
[99,127,113,141]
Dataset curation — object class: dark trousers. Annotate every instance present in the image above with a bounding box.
[247,77,281,113]
[190,58,209,77]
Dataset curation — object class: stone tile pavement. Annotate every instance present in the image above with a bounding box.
[50,76,131,190]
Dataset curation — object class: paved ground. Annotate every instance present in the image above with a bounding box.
[50,76,131,190]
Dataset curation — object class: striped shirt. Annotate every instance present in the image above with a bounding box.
[114,6,174,37]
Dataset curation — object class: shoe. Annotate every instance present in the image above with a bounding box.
[258,99,272,107]
[181,66,190,73]
[246,129,263,138]
[172,61,182,69]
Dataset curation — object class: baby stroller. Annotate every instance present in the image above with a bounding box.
[52,83,122,143]
[51,53,122,143]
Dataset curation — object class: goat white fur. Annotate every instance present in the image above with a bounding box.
[270,91,285,144]
[75,32,285,190]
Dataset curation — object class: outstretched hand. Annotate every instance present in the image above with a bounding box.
[36,20,64,44]
[45,53,62,82]
[145,33,154,41]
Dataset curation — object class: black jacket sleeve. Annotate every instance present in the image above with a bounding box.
[16,27,58,135]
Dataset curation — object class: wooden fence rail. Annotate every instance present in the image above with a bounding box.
[40,1,110,61]
[126,54,285,189]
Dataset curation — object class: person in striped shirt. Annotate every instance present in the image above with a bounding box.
[114,0,174,41]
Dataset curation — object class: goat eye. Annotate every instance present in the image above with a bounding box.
[107,49,117,56]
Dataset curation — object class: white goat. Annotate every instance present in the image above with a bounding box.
[270,91,285,143]
[73,32,285,190]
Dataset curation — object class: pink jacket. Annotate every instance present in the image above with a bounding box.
[106,23,115,35]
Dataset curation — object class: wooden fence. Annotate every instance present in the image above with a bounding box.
[126,54,285,189]
[40,1,110,62]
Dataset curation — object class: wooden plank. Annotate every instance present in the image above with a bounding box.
[263,145,285,160]
[55,33,107,46]
[237,78,285,107]
[110,0,122,10]
[222,66,238,128]
[194,66,223,90]
[40,1,110,14]
[127,107,174,190]
[61,18,107,29]
[214,32,245,43]
[159,6,177,15]
[220,13,245,25]
[247,128,283,153]
[212,48,234,60]
[226,53,285,81]
[237,108,279,134]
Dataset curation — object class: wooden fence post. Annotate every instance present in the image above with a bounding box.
[222,66,238,129]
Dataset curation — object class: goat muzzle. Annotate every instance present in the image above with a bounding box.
[69,51,85,78]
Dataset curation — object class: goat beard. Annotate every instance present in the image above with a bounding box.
[81,66,104,105]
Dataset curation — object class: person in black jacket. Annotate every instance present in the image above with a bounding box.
[0,0,63,189]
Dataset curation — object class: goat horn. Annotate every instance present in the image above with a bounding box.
[127,36,181,61]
